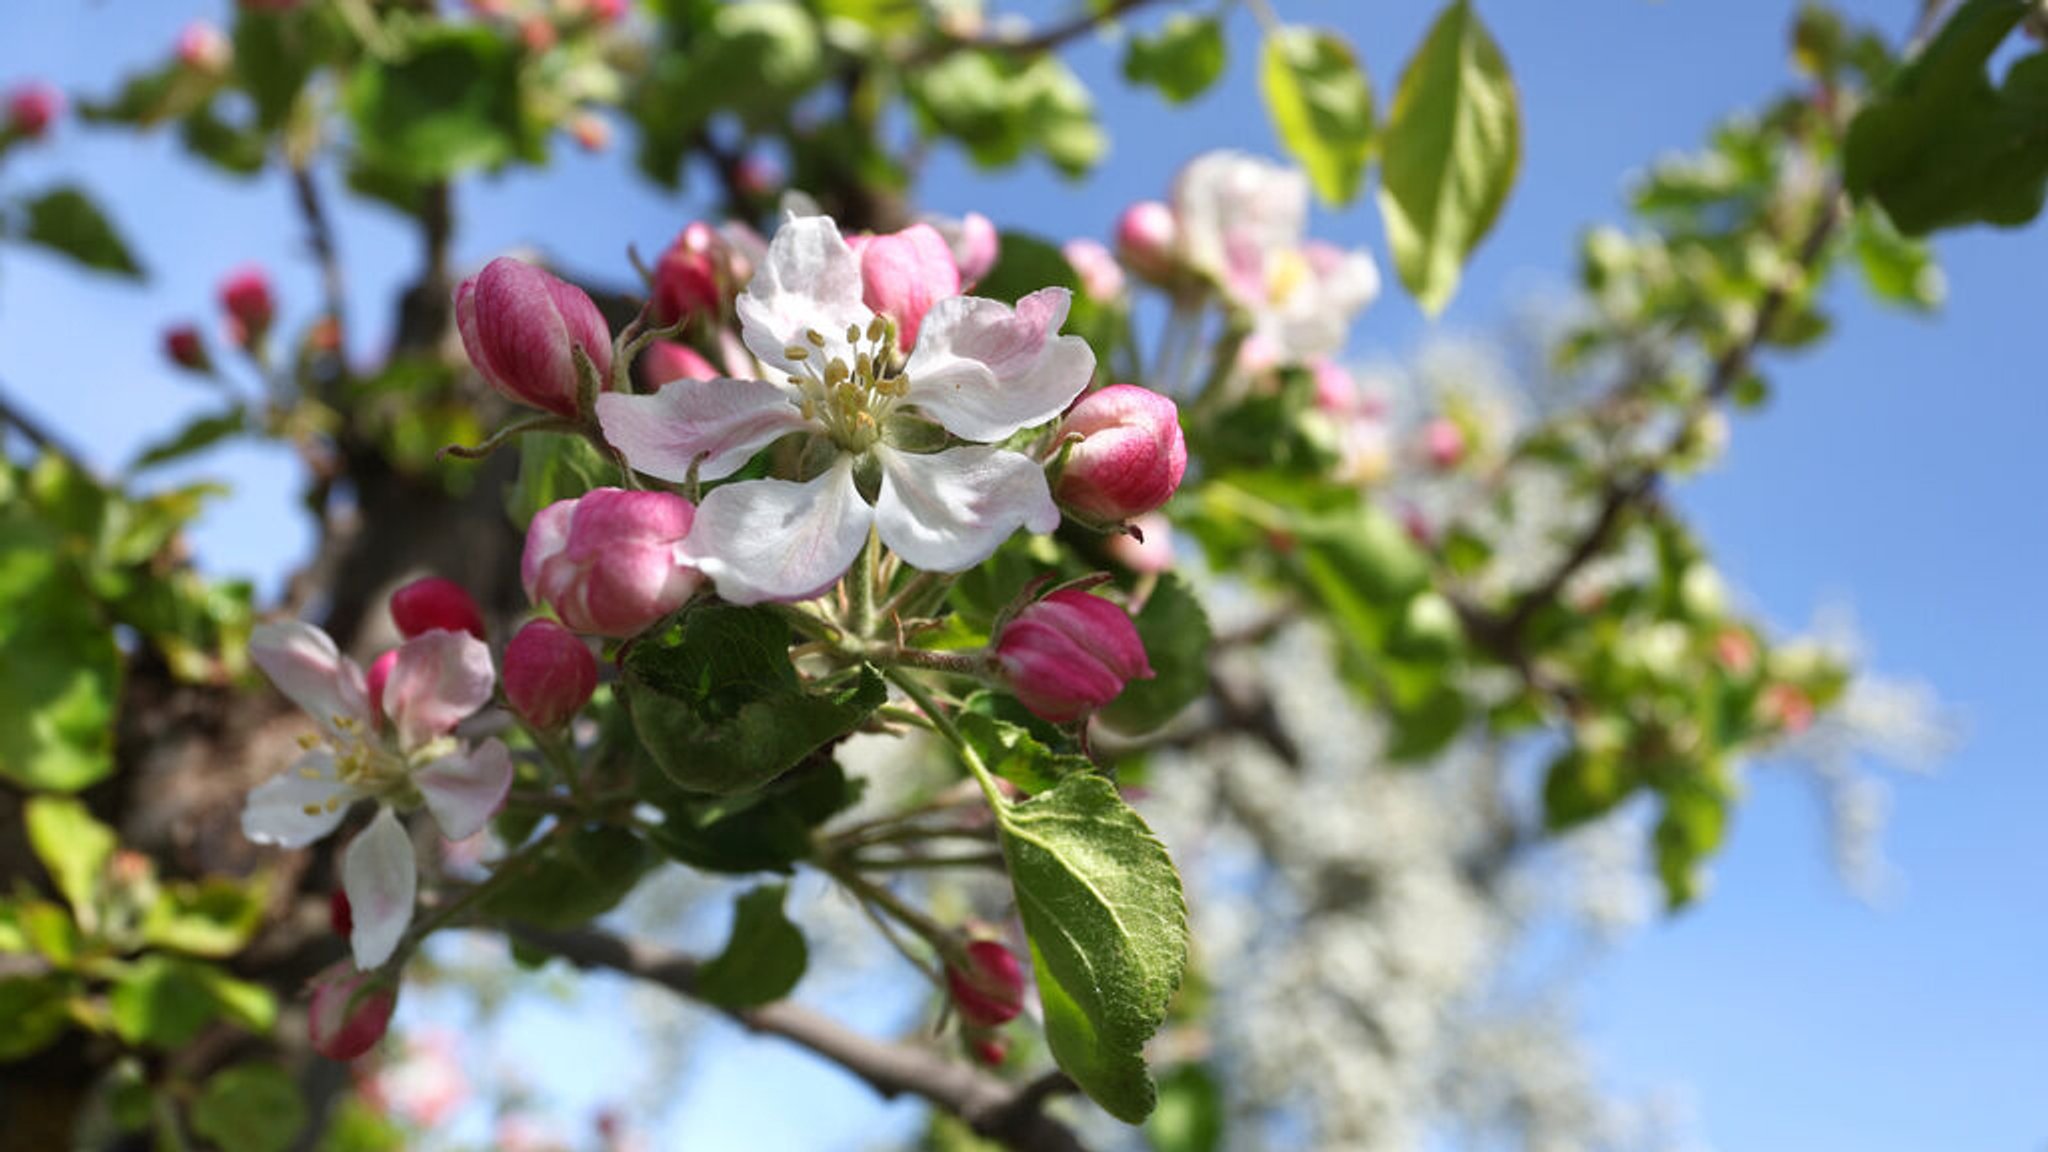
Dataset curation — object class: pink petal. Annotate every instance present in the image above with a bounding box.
[383,630,496,752]
[250,620,371,734]
[415,739,513,842]
[595,377,811,484]
[901,289,1095,442]
[734,216,873,377]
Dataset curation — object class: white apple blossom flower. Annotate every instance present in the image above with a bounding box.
[1174,150,1380,366]
[596,215,1094,605]
[240,620,510,970]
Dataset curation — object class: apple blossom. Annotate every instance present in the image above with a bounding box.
[994,588,1153,723]
[240,620,510,969]
[1063,238,1126,301]
[456,257,613,418]
[5,83,60,139]
[389,576,488,640]
[596,215,1093,605]
[504,619,597,729]
[1422,417,1466,470]
[1052,384,1186,525]
[521,488,701,636]
[651,221,760,327]
[946,939,1026,1027]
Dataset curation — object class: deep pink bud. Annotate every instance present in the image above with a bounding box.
[329,889,353,938]
[364,649,398,729]
[946,940,1026,1028]
[995,588,1154,723]
[522,488,701,637]
[1115,200,1179,285]
[1063,238,1125,301]
[309,963,396,1061]
[219,265,275,347]
[970,1035,1009,1067]
[504,619,597,729]
[641,340,717,386]
[1053,385,1187,524]
[588,0,627,23]
[6,84,61,139]
[177,22,232,73]
[856,224,959,351]
[456,257,613,418]
[164,324,211,373]
[1421,417,1466,470]
[651,223,726,327]
[390,577,488,640]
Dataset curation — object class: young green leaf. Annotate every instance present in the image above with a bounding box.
[1260,26,1375,206]
[24,796,117,933]
[1377,0,1520,313]
[0,517,120,793]
[994,774,1188,1122]
[1099,574,1212,735]
[345,26,537,184]
[15,187,144,279]
[958,711,1090,795]
[1125,15,1228,106]
[0,974,73,1062]
[141,878,267,958]
[694,884,808,1008]
[192,1064,306,1152]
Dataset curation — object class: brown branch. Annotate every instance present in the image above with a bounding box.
[290,163,347,358]
[506,924,1090,1152]
[912,0,1173,64]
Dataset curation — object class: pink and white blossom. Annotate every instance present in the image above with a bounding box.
[597,215,1093,605]
[240,621,509,969]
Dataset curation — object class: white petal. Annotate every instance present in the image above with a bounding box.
[343,807,417,970]
[1174,150,1308,291]
[384,630,496,752]
[415,739,513,842]
[596,378,813,484]
[873,444,1060,572]
[901,289,1095,442]
[240,749,357,848]
[735,216,874,376]
[680,457,872,605]
[249,620,370,734]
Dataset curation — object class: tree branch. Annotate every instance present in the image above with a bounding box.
[913,0,1172,64]
[505,923,1089,1152]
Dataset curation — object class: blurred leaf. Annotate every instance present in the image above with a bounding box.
[644,755,861,874]
[1146,1062,1225,1152]
[345,26,537,183]
[694,884,807,1008]
[233,5,343,132]
[1850,204,1944,310]
[1261,26,1375,206]
[909,52,1105,176]
[1654,773,1731,909]
[634,2,823,185]
[24,796,116,931]
[192,1063,305,1152]
[971,231,1080,306]
[1377,0,1519,313]
[14,187,144,278]
[109,955,274,1048]
[1099,575,1211,735]
[1125,15,1227,105]
[141,878,266,958]
[180,106,269,177]
[508,432,613,529]
[129,408,248,473]
[1541,747,1638,831]
[484,825,652,931]
[997,774,1188,1123]
[0,974,72,1062]
[0,516,120,792]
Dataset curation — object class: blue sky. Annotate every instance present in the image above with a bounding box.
[4,2,2044,1149]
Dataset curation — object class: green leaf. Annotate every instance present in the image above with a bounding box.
[1376,0,1520,313]
[507,432,613,529]
[0,974,72,1062]
[141,877,266,958]
[1125,15,1227,105]
[345,26,537,183]
[1541,747,1638,831]
[1850,204,1946,310]
[25,796,116,930]
[192,1064,306,1152]
[958,711,1089,795]
[694,884,807,1008]
[971,231,1080,307]
[129,408,248,473]
[1098,575,1211,734]
[233,5,342,132]
[1843,1,2048,234]
[15,187,144,278]
[643,756,862,875]
[1654,773,1731,909]
[1146,1062,1225,1152]
[908,52,1105,177]
[625,606,886,796]
[483,825,652,931]
[1260,26,1375,206]
[0,515,120,792]
[994,774,1188,1122]
[109,955,274,1048]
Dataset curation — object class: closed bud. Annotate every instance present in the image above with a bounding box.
[505,619,597,729]
[1421,417,1467,470]
[853,223,959,351]
[969,1034,1009,1067]
[176,22,232,74]
[309,963,396,1061]
[1063,238,1126,301]
[569,112,610,153]
[389,577,488,640]
[641,340,717,387]
[364,649,398,730]
[522,488,702,637]
[1053,385,1187,525]
[652,222,733,327]
[951,212,1000,286]
[1115,200,1179,285]
[219,265,276,348]
[329,889,354,938]
[163,324,211,373]
[995,588,1154,723]
[456,257,613,418]
[946,939,1026,1028]
[5,83,61,139]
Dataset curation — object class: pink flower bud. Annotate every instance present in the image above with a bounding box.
[856,223,959,351]
[970,1035,1009,1067]
[389,577,488,640]
[6,83,61,139]
[1063,238,1125,301]
[177,22,232,73]
[309,964,396,1061]
[1053,385,1187,525]
[995,588,1154,723]
[569,112,611,153]
[1714,628,1758,678]
[219,265,275,347]
[1760,683,1815,735]
[522,488,701,637]
[164,324,211,373]
[651,222,727,327]
[504,619,597,729]
[1105,512,1175,574]
[364,649,398,729]
[1311,358,1358,415]
[1422,418,1466,470]
[641,340,717,386]
[1115,200,1179,285]
[952,212,1000,286]
[329,889,354,938]
[945,940,1026,1028]
[456,257,614,418]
